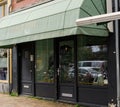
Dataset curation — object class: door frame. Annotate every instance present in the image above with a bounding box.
[18,42,35,96]
[54,36,78,102]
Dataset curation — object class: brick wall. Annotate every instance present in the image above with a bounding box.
[12,0,50,12]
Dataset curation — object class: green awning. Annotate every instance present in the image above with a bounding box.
[0,0,108,46]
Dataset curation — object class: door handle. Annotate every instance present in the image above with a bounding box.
[57,68,60,76]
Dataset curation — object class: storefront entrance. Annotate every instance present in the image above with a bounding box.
[55,35,109,105]
[56,37,77,101]
[15,35,112,106]
[19,43,35,95]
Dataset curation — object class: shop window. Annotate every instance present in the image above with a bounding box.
[35,39,54,83]
[0,49,7,80]
[77,36,108,86]
[0,0,8,80]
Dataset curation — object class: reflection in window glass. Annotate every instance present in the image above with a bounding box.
[59,40,74,83]
[77,36,108,86]
[35,39,54,83]
[0,49,7,80]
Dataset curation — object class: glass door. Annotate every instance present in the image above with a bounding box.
[57,39,76,101]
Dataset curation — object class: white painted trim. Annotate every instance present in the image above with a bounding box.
[76,11,120,26]
[107,0,113,32]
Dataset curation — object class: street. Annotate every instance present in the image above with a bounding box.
[0,94,76,107]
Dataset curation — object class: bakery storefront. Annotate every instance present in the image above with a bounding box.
[0,0,117,106]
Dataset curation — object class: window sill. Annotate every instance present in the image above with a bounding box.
[0,80,8,83]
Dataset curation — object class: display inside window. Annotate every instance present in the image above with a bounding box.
[59,40,74,83]
[35,39,54,83]
[0,49,7,80]
[77,36,108,86]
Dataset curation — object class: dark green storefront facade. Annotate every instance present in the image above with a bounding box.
[0,0,117,106]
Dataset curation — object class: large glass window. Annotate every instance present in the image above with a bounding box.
[35,39,54,83]
[77,36,108,86]
[0,49,7,80]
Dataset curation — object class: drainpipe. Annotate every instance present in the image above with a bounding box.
[114,0,120,106]
[7,0,12,95]
[8,49,11,94]
[8,49,12,94]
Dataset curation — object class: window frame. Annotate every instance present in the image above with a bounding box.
[0,0,7,17]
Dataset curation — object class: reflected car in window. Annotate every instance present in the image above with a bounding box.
[68,66,101,80]
[78,60,107,71]
[79,67,99,77]
[78,67,101,83]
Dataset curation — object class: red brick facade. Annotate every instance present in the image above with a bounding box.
[12,0,49,12]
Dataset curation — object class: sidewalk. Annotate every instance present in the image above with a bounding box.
[0,94,77,107]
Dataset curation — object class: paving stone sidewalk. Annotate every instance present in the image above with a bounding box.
[0,94,76,107]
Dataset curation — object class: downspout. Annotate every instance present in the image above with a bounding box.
[8,49,10,94]
[114,0,120,106]
[8,49,12,94]
[7,0,12,94]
